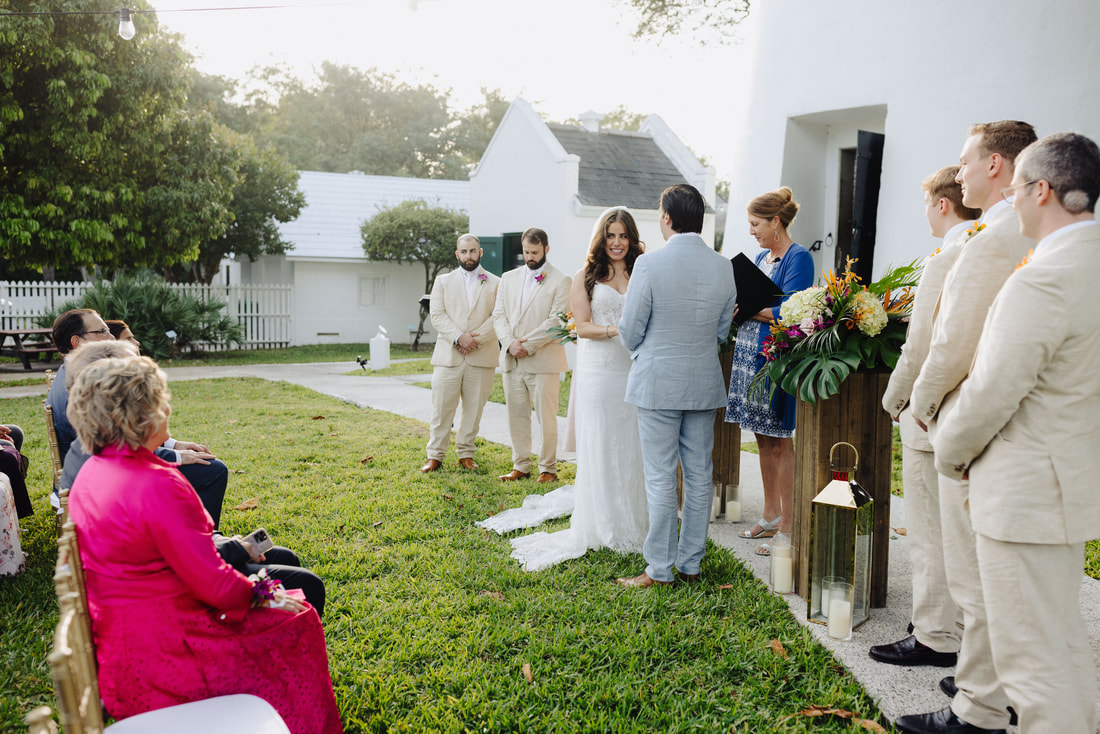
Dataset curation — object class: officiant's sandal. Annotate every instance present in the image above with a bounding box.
[739,515,781,539]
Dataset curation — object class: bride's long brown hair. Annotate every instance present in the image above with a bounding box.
[583,208,645,299]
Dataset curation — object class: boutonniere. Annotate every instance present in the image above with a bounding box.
[964,222,986,241]
[477,273,487,282]
[534,273,546,284]
[1015,248,1034,271]
[929,246,942,258]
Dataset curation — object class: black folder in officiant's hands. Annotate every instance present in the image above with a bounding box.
[730,253,784,326]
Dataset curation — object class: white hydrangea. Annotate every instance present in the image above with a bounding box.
[779,286,827,324]
[853,290,888,336]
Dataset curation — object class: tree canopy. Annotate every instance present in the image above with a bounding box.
[361,200,468,348]
[619,0,750,42]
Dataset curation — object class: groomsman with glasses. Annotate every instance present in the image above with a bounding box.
[934,132,1100,734]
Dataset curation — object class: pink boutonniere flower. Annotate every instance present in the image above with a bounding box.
[534,273,546,284]
[477,273,488,282]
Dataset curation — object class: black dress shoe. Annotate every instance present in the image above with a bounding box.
[868,635,958,667]
[940,676,957,697]
[938,677,1017,725]
[894,706,1006,734]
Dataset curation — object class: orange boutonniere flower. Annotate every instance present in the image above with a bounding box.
[930,247,942,258]
[1015,248,1035,271]
[964,222,986,241]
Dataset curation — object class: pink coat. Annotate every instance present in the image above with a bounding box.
[70,445,342,734]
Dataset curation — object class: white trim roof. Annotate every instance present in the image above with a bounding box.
[278,171,470,260]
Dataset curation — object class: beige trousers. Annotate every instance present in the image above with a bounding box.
[977,535,1097,734]
[903,440,961,653]
[939,474,1012,729]
[425,363,495,461]
[503,370,559,474]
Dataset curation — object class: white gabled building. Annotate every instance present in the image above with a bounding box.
[720,0,1100,282]
[470,97,719,280]
[233,171,469,346]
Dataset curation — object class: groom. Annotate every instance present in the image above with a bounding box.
[617,184,737,587]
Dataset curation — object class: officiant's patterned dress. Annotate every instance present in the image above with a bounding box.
[725,243,814,437]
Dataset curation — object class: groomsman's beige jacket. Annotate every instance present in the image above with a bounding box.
[909,202,1035,426]
[933,223,1100,544]
[492,264,571,374]
[882,223,971,451]
[429,267,500,369]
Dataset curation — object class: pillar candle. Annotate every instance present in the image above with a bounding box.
[828,599,852,639]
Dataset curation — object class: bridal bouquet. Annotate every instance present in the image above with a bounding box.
[753,257,920,403]
[547,311,577,344]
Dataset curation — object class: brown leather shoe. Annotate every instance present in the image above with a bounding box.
[457,458,479,470]
[420,459,443,473]
[536,472,558,483]
[497,469,530,481]
[616,572,673,588]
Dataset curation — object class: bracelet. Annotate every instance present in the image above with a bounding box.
[605,325,611,339]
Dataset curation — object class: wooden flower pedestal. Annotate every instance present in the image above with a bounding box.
[791,370,893,607]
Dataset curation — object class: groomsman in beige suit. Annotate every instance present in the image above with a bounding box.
[898,121,1038,734]
[492,227,571,482]
[870,166,980,669]
[934,132,1100,734]
[421,234,501,473]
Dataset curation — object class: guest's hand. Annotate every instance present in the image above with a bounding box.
[0,426,10,441]
[262,594,306,614]
[731,305,740,321]
[237,536,267,563]
[175,440,211,454]
[456,332,480,353]
[914,418,928,432]
[508,338,529,359]
[178,449,215,465]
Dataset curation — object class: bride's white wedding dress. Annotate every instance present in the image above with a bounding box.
[476,283,649,571]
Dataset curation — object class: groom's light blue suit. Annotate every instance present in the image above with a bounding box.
[619,232,737,581]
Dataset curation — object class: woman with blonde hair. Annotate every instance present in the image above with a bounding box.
[481,207,650,569]
[725,187,814,555]
[67,356,342,733]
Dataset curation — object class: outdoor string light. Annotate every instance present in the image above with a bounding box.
[0,3,366,41]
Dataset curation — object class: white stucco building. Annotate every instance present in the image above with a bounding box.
[234,171,468,345]
[721,0,1100,281]
[470,97,718,279]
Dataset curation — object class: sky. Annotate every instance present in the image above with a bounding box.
[146,0,748,179]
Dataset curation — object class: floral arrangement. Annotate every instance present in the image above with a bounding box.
[534,273,546,284]
[477,272,488,282]
[753,257,920,403]
[547,311,577,344]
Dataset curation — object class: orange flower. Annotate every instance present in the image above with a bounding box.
[1015,248,1034,271]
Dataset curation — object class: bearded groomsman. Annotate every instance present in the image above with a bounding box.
[897,121,1038,734]
[492,227,571,483]
[870,167,979,667]
[422,234,501,473]
[934,132,1100,734]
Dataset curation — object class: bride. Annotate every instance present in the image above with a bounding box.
[478,207,649,570]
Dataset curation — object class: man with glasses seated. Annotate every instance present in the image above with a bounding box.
[47,309,230,528]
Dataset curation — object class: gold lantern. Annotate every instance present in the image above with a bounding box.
[807,442,874,631]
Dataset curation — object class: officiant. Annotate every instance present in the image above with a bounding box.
[723,187,814,556]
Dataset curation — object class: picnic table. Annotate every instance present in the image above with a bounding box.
[0,328,59,370]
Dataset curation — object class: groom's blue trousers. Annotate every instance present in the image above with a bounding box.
[637,408,715,582]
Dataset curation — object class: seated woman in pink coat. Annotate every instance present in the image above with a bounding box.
[67,356,342,734]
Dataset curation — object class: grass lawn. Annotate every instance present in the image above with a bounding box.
[157,342,424,367]
[1,378,889,733]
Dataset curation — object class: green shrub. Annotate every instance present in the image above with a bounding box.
[36,273,243,360]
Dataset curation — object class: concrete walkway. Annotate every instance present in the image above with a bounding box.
[5,360,1099,730]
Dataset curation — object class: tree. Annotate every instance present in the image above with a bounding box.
[618,0,750,43]
[0,0,241,276]
[361,201,468,349]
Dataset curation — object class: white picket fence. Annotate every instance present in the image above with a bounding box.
[0,281,293,351]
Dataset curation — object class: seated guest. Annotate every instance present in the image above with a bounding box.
[0,423,31,519]
[61,341,325,616]
[67,356,342,733]
[49,310,229,527]
[105,319,141,350]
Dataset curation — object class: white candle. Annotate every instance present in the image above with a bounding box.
[727,500,742,523]
[820,586,831,618]
[711,495,721,521]
[828,599,852,639]
[771,555,793,593]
